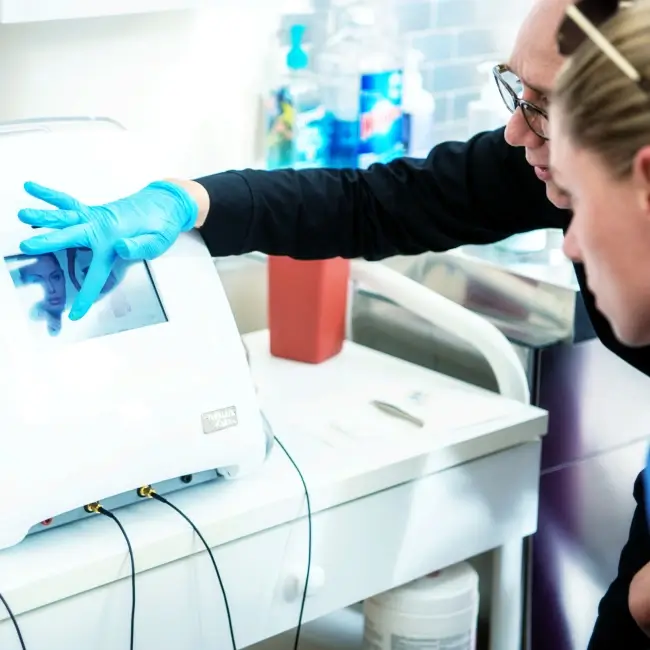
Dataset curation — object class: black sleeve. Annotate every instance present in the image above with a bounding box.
[195,127,569,260]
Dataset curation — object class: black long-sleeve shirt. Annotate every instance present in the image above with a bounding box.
[196,126,650,378]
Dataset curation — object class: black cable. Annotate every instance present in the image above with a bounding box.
[0,592,26,650]
[145,491,237,650]
[138,431,312,650]
[272,435,312,650]
[94,506,136,650]
[241,338,313,650]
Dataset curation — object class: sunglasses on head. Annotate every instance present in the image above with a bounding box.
[557,0,650,93]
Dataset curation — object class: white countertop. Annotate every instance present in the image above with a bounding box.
[0,330,547,647]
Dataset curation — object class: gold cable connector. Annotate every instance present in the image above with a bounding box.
[84,502,102,514]
[137,485,156,498]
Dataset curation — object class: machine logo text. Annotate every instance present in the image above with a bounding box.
[201,406,238,434]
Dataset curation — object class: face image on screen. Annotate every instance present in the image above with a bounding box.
[4,249,167,343]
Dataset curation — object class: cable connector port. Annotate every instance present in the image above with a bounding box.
[84,502,102,514]
[137,485,156,498]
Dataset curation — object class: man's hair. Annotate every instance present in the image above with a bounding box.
[553,0,650,178]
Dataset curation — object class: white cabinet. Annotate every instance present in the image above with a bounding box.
[0,0,207,23]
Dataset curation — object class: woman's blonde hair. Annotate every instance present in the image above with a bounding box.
[553,0,650,179]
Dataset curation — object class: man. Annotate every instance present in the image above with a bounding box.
[14,0,650,645]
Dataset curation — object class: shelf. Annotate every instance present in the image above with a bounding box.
[249,605,365,650]
[249,602,491,650]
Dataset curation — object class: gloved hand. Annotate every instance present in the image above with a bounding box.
[18,180,198,320]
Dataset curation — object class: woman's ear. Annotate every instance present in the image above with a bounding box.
[633,146,650,218]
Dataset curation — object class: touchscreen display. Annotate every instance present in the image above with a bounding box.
[4,249,167,343]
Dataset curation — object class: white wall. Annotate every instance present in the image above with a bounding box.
[0,4,288,179]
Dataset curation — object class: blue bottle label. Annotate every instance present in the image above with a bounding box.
[293,104,330,169]
[357,70,404,168]
[265,87,294,170]
[329,118,358,169]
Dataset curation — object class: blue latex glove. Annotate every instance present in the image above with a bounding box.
[18,180,198,320]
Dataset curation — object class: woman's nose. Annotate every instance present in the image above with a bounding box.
[562,224,582,262]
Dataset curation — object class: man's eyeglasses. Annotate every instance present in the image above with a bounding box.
[557,0,650,94]
[492,64,550,140]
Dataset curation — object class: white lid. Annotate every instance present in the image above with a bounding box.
[367,562,478,617]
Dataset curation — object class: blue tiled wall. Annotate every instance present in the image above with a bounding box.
[281,0,532,145]
[402,0,529,143]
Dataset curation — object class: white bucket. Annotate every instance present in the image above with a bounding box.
[362,562,479,649]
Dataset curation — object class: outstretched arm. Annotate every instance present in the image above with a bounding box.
[190,127,568,260]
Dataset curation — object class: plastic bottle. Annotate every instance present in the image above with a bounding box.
[402,48,435,157]
[466,60,511,137]
[468,61,548,258]
[362,562,480,650]
[318,0,405,169]
[264,24,329,170]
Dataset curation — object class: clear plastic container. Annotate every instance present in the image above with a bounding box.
[466,60,510,137]
[402,48,435,157]
[318,0,405,168]
[265,24,329,170]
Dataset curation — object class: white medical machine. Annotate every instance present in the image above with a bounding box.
[0,117,270,551]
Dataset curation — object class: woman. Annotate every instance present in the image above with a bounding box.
[549,0,650,636]
[551,0,650,347]
[16,252,67,336]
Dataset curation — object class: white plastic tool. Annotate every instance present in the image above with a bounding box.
[0,120,268,550]
[350,259,530,403]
